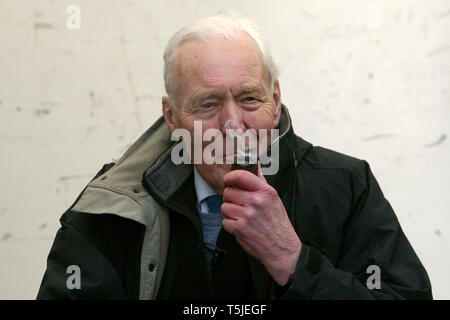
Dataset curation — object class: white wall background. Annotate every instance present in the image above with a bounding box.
[0,0,448,299]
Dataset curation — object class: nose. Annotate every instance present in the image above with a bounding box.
[219,100,245,136]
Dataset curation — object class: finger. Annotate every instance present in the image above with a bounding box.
[221,202,246,219]
[223,169,267,191]
[222,218,239,236]
[223,187,254,206]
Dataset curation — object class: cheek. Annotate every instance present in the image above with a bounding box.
[195,162,231,193]
[182,119,222,151]
[179,112,220,130]
[243,109,276,130]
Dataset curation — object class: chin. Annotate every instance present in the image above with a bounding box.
[196,163,231,194]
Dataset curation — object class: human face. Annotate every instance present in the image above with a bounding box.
[162,33,281,194]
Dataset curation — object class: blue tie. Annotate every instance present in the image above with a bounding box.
[204,195,223,214]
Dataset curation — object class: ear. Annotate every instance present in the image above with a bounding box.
[162,96,177,132]
[272,80,282,127]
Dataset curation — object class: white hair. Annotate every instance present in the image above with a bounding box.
[163,13,279,103]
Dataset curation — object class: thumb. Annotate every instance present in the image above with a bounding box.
[257,160,267,182]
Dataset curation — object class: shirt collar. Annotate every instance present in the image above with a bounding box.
[193,166,218,212]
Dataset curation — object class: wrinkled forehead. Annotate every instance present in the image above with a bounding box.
[172,34,270,96]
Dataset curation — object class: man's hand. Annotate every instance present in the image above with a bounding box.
[221,162,302,286]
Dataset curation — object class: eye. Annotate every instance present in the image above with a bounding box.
[199,102,216,110]
[241,97,259,109]
[242,97,257,103]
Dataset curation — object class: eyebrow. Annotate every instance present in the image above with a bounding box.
[237,86,266,97]
[187,93,223,112]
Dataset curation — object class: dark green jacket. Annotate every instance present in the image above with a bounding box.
[37,105,432,299]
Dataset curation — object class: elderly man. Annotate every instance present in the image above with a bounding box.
[37,14,432,300]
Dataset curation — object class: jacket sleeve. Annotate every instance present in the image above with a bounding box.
[36,162,126,300]
[36,220,127,300]
[277,161,433,300]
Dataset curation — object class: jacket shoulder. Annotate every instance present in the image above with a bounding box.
[295,137,372,194]
[300,141,365,171]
